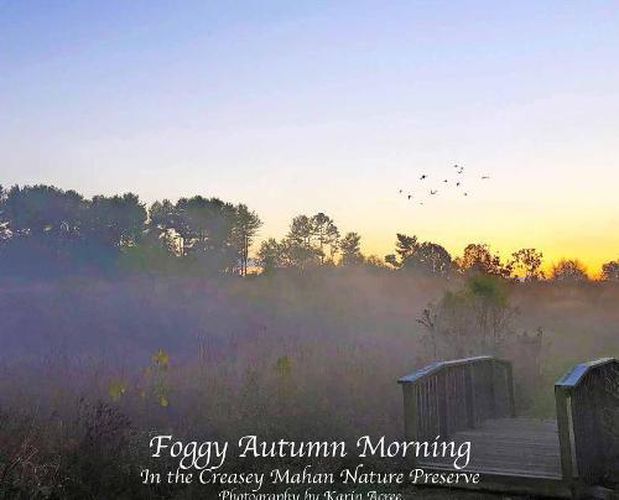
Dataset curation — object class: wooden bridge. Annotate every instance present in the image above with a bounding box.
[398,356,618,498]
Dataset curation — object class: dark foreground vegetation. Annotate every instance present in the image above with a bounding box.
[1,184,618,498]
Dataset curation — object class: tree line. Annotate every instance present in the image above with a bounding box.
[259,227,618,282]
[1,184,618,281]
[0,184,260,278]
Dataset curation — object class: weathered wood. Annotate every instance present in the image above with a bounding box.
[555,357,619,489]
[398,356,515,441]
[555,382,576,482]
[399,356,619,498]
[418,417,562,479]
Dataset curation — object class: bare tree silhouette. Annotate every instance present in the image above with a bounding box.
[511,248,544,281]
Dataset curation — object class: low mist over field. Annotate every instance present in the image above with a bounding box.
[2,270,618,437]
[1,184,618,438]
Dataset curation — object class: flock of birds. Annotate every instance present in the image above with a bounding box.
[398,164,491,206]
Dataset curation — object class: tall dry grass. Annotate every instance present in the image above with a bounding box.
[0,269,617,497]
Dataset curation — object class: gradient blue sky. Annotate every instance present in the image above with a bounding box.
[2,1,619,271]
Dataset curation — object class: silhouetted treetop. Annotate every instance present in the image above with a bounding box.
[85,193,147,248]
[550,259,589,282]
[0,184,261,278]
[340,232,363,266]
[456,243,512,278]
[386,233,452,275]
[2,185,85,237]
[601,260,619,282]
[510,248,544,282]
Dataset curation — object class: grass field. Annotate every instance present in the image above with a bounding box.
[1,269,617,497]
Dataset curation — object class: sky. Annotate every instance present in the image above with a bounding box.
[2,1,619,273]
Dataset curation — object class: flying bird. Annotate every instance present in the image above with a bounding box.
[420,174,427,180]
[430,190,438,195]
[443,179,448,183]
[464,192,468,196]
[456,182,461,187]
[407,194,412,200]
[481,176,490,180]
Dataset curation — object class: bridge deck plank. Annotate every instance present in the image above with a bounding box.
[418,417,563,480]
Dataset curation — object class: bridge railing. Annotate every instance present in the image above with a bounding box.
[555,357,619,486]
[398,355,515,441]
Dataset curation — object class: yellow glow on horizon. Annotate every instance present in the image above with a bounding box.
[355,229,614,278]
[255,183,619,279]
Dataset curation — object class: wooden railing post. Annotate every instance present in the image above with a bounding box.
[401,383,419,467]
[555,386,576,482]
[489,359,497,416]
[464,365,475,428]
[490,359,516,418]
[438,371,448,436]
[402,383,418,441]
[506,361,516,417]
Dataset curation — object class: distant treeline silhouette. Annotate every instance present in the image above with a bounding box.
[1,184,618,281]
[0,184,260,278]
